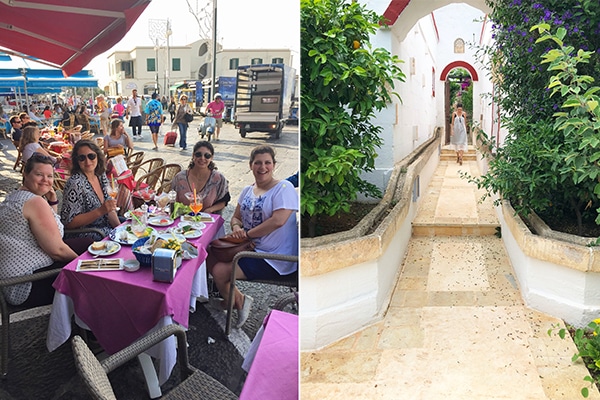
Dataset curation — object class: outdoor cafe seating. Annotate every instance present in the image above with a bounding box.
[47,209,226,398]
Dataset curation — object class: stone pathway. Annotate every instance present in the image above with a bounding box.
[301,154,600,399]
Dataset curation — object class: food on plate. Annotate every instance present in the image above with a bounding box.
[125,225,154,238]
[151,239,167,253]
[91,242,106,251]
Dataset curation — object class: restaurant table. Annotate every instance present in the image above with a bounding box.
[47,214,224,396]
[240,310,298,400]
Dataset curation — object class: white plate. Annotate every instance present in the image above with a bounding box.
[109,225,156,245]
[178,221,206,230]
[88,241,121,256]
[173,226,202,239]
[148,216,175,227]
[158,232,186,242]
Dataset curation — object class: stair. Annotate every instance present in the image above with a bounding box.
[439,146,477,162]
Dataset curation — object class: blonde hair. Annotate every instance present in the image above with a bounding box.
[179,94,188,101]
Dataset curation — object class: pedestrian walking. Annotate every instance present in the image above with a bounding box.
[145,92,164,151]
[451,103,468,165]
[126,89,143,140]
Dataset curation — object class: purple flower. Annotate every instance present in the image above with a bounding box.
[527,47,533,53]
[533,3,542,9]
[524,16,530,23]
[544,10,552,21]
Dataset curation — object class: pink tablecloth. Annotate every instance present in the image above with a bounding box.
[51,215,223,354]
[240,310,299,400]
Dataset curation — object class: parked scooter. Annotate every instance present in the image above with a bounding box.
[198,113,216,141]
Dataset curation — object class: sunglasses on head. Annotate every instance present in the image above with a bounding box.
[194,152,212,159]
[77,153,97,162]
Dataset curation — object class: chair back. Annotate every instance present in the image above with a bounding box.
[52,172,67,191]
[12,139,22,172]
[135,167,163,192]
[131,157,164,179]
[126,151,144,169]
[157,163,182,194]
[72,336,117,400]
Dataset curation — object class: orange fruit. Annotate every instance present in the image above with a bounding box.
[352,40,360,49]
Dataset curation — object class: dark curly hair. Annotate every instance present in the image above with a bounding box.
[69,140,106,176]
[188,141,216,170]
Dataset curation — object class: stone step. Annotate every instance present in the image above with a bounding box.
[412,223,499,236]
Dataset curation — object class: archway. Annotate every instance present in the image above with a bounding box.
[441,61,478,144]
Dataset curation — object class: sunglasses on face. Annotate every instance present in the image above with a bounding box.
[77,153,97,162]
[194,152,212,159]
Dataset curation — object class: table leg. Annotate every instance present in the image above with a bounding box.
[137,353,162,399]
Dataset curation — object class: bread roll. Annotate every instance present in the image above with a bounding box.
[91,242,106,251]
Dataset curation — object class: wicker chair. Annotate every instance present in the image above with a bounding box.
[125,151,144,170]
[72,324,238,400]
[225,252,298,335]
[0,268,63,377]
[134,167,164,193]
[156,163,182,194]
[11,140,22,172]
[131,158,164,180]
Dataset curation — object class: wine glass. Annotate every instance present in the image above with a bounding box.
[184,192,204,215]
[106,182,120,212]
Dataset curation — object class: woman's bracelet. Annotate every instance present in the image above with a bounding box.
[231,222,243,229]
[47,199,59,206]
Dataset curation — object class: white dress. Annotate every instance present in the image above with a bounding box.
[452,112,468,151]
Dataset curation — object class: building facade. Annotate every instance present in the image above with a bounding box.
[105,39,297,107]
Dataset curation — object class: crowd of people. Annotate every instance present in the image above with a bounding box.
[0,99,298,329]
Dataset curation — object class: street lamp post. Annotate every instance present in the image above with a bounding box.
[154,40,159,93]
[211,0,217,100]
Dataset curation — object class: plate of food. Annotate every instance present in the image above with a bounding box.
[173,224,202,239]
[109,225,156,245]
[88,241,121,256]
[158,232,186,243]
[181,213,214,224]
[148,216,175,227]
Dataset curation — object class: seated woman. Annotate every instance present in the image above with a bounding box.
[61,140,120,240]
[208,145,298,328]
[19,125,62,167]
[171,141,230,214]
[103,119,133,158]
[0,154,92,307]
[74,104,91,133]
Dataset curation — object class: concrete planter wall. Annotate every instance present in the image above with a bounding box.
[300,130,443,350]
[497,200,600,328]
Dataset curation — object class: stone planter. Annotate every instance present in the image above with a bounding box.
[300,129,443,350]
[498,200,600,328]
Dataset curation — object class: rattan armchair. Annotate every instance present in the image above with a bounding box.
[225,251,298,335]
[11,140,22,172]
[72,324,238,400]
[131,158,164,180]
[125,151,144,170]
[156,163,182,194]
[0,268,63,377]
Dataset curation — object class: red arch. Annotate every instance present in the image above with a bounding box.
[439,61,479,81]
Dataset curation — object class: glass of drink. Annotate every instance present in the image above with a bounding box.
[185,192,204,215]
[130,208,147,236]
[106,182,120,212]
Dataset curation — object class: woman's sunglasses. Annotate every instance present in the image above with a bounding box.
[77,153,97,162]
[194,152,212,159]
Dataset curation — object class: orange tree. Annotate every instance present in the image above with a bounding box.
[300,0,405,237]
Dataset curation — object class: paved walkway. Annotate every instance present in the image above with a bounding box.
[301,153,600,399]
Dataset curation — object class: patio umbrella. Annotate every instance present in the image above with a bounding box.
[0,0,151,77]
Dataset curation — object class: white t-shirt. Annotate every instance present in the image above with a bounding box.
[237,180,298,275]
[126,96,142,117]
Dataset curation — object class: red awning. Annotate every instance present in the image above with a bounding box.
[0,0,151,77]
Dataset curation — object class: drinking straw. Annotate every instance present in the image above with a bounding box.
[192,186,197,205]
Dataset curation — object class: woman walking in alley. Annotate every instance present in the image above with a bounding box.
[451,103,468,165]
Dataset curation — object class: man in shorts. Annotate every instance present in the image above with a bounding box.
[145,92,163,150]
[205,93,225,140]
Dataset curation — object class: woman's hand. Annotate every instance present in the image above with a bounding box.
[45,187,58,204]
[102,198,117,214]
[230,225,246,240]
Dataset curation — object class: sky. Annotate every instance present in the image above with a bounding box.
[84,0,300,87]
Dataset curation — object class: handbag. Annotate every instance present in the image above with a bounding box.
[209,236,255,263]
[107,147,125,157]
[184,112,194,123]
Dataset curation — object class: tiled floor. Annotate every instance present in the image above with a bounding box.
[301,157,599,399]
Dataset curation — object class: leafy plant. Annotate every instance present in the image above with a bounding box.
[549,320,600,398]
[470,1,600,235]
[300,0,405,237]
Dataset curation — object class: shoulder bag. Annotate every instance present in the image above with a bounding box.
[209,236,255,263]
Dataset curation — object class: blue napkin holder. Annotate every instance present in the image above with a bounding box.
[152,248,177,283]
